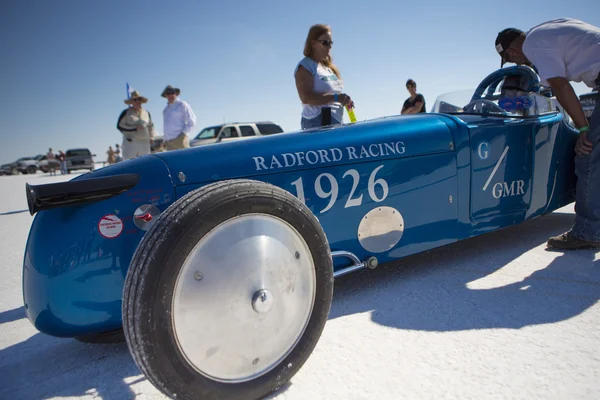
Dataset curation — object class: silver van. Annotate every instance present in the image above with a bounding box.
[190,121,284,147]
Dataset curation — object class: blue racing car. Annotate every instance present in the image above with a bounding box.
[22,66,578,400]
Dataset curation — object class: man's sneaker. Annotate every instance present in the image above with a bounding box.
[547,232,600,250]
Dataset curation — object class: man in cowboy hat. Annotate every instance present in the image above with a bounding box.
[117,90,156,160]
[161,85,196,150]
[495,18,600,250]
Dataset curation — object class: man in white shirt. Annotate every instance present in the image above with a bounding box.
[495,18,600,250]
[161,85,197,150]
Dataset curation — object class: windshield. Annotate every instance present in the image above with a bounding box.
[194,126,220,140]
[431,89,557,118]
[66,149,91,157]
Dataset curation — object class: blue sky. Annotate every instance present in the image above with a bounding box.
[1,0,599,165]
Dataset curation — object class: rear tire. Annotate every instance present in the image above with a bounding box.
[123,179,333,400]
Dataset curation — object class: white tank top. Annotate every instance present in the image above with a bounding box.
[295,57,344,122]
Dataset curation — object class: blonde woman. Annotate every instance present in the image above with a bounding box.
[294,24,354,129]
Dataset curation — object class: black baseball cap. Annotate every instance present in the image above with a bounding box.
[495,28,524,67]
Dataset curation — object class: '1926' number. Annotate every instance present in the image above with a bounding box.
[291,165,389,214]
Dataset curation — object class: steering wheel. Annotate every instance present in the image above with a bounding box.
[463,99,508,115]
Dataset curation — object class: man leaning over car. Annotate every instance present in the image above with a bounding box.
[495,18,600,250]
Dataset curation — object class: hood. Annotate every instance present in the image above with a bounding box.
[153,114,459,186]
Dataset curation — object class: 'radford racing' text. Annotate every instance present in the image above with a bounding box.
[252,141,406,171]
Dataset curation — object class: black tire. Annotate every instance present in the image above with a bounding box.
[74,328,125,344]
[27,166,37,174]
[123,179,334,400]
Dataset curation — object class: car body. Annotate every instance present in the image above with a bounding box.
[65,148,95,172]
[17,156,42,174]
[1,156,36,175]
[22,66,578,400]
[0,163,12,175]
[36,155,61,173]
[150,135,164,153]
[189,121,284,147]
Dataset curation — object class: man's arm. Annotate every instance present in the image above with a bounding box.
[403,102,424,115]
[182,102,197,133]
[547,77,593,155]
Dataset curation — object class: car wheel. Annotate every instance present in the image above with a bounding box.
[27,166,37,174]
[74,328,125,344]
[123,179,333,400]
[11,168,19,175]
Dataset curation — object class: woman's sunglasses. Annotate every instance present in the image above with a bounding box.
[316,39,333,47]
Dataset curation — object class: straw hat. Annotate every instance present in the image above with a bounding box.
[124,91,148,104]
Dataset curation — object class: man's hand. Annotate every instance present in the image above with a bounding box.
[547,77,593,156]
[575,131,594,156]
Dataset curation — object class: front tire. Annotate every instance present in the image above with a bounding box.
[123,179,333,400]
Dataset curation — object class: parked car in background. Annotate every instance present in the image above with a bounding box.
[36,154,61,173]
[18,155,47,174]
[190,121,284,147]
[0,163,13,175]
[1,157,36,175]
[579,90,600,123]
[151,135,164,153]
[65,148,95,173]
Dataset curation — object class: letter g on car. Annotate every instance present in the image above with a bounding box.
[478,142,489,160]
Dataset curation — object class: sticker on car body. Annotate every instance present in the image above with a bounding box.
[98,214,124,239]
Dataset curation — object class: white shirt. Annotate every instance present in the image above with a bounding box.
[295,57,344,122]
[522,18,600,88]
[163,98,197,141]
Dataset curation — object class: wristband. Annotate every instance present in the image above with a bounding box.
[579,126,589,132]
[334,93,338,102]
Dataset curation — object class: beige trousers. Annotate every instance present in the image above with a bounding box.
[164,133,190,151]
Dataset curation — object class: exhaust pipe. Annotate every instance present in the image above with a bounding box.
[26,173,140,215]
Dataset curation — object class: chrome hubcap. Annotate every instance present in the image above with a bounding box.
[252,289,273,313]
[171,214,316,382]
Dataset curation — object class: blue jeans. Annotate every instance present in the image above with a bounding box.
[571,100,600,242]
[301,115,341,130]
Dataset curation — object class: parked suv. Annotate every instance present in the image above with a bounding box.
[580,90,600,123]
[190,121,284,147]
[66,148,95,173]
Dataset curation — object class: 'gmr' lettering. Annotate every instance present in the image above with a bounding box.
[492,180,525,199]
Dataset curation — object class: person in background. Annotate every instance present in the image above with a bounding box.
[495,18,600,250]
[114,143,122,162]
[57,150,66,175]
[46,148,56,176]
[107,146,116,164]
[117,91,156,160]
[161,85,196,151]
[294,24,354,130]
[401,79,426,114]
